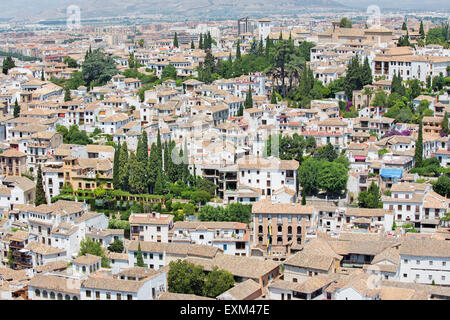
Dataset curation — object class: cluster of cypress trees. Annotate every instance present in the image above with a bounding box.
[198,31,214,50]
[112,130,191,195]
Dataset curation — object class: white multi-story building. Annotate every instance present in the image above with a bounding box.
[129,212,174,243]
[398,240,450,286]
[258,18,272,44]
[237,156,298,200]
[171,221,250,256]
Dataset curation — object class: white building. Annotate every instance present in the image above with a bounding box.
[398,240,450,286]
[171,221,250,256]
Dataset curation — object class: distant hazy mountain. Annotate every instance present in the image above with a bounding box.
[338,0,450,10]
[0,0,346,21]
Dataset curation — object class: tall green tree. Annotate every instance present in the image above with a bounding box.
[199,33,203,50]
[129,152,147,194]
[362,56,373,86]
[236,40,241,60]
[136,242,145,267]
[419,20,425,39]
[154,170,164,195]
[147,142,159,193]
[344,55,364,100]
[402,21,407,30]
[191,40,195,49]
[64,86,71,102]
[118,141,129,191]
[173,32,179,48]
[13,99,20,118]
[35,165,47,206]
[441,112,449,136]
[112,142,121,188]
[244,85,253,109]
[415,119,423,167]
[391,72,406,96]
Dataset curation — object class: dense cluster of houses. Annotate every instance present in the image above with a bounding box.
[0,15,448,301]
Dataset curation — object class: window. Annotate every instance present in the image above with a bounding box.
[35,289,40,297]
[96,291,100,299]
[127,294,133,300]
[117,293,121,300]
[223,244,228,251]
[199,235,204,240]
[404,259,408,264]
[429,261,433,265]
[86,290,91,298]
[159,254,163,260]
[106,292,111,300]
[442,261,446,266]
[403,274,407,278]
[428,275,432,280]
[416,260,420,265]
[442,276,446,281]
[416,274,420,279]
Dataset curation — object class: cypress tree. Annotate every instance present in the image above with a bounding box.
[415,119,423,168]
[402,21,407,30]
[41,69,45,81]
[173,32,179,48]
[191,40,195,49]
[426,75,432,89]
[137,130,148,164]
[64,86,71,102]
[419,20,425,39]
[236,40,241,60]
[118,142,129,191]
[136,243,145,267]
[237,104,244,116]
[154,170,163,195]
[301,191,306,205]
[265,35,272,58]
[148,143,159,193]
[441,112,449,136]
[199,33,203,50]
[13,99,20,118]
[163,141,169,172]
[182,139,190,182]
[112,142,121,188]
[35,165,47,206]
[156,128,162,171]
[270,89,277,104]
[129,152,146,194]
[362,56,373,86]
[257,37,264,56]
[244,85,252,109]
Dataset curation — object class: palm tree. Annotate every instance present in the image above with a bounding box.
[286,55,305,95]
